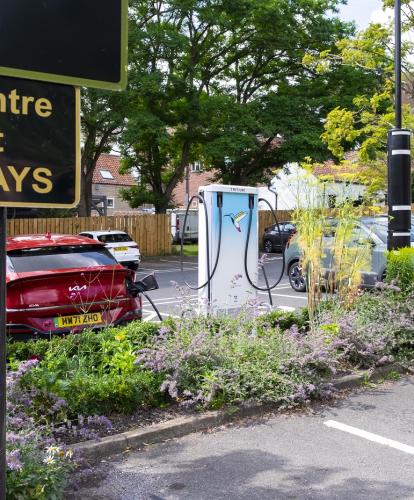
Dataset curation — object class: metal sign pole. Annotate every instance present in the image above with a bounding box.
[0,208,6,500]
[387,0,412,250]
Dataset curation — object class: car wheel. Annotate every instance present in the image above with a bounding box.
[288,261,306,292]
[263,240,273,254]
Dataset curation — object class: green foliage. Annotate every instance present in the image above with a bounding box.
[7,443,72,500]
[258,308,309,332]
[16,324,166,417]
[7,339,50,369]
[119,0,378,210]
[172,244,198,257]
[306,7,414,198]
[292,189,373,318]
[79,87,129,215]
[386,248,414,293]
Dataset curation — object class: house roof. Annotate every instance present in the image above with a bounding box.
[312,152,368,182]
[92,154,136,186]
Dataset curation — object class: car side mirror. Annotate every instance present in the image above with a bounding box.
[134,274,159,293]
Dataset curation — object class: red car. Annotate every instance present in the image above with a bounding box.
[6,234,145,339]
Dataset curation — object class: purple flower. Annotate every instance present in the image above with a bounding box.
[6,449,23,471]
[160,378,178,399]
[50,398,68,414]
[158,325,170,337]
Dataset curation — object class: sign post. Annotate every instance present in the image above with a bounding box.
[0,2,128,497]
[387,0,412,250]
[0,209,5,500]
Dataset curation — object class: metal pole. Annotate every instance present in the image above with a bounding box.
[0,208,6,500]
[185,165,190,207]
[387,0,412,250]
[395,0,402,129]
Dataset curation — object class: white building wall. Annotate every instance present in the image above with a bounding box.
[258,163,367,211]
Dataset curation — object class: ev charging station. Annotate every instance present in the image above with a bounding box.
[198,185,259,314]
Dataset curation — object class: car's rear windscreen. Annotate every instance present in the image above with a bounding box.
[97,233,133,243]
[8,246,118,272]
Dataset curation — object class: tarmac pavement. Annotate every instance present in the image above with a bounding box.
[70,376,414,499]
[136,255,307,321]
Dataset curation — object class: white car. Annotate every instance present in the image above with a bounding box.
[78,230,141,269]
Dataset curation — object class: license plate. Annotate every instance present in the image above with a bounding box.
[114,247,129,252]
[54,312,103,328]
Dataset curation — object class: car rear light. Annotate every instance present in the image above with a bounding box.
[286,235,293,249]
[176,217,180,230]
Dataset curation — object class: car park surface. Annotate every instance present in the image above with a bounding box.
[79,230,141,269]
[70,377,414,500]
[6,234,143,338]
[138,255,307,321]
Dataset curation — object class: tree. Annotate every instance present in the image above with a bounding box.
[121,0,375,212]
[79,88,128,216]
[311,7,414,196]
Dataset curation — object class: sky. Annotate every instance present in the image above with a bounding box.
[337,0,389,29]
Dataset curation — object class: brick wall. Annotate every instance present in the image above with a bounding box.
[172,170,214,208]
[92,184,139,215]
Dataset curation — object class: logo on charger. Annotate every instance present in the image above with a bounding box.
[224,211,247,232]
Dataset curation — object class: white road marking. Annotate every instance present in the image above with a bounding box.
[151,299,197,306]
[260,292,307,300]
[138,267,198,274]
[160,259,197,265]
[142,308,180,319]
[258,286,292,292]
[324,420,414,456]
[146,295,197,302]
[143,312,157,322]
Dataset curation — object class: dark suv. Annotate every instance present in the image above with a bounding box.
[263,222,296,253]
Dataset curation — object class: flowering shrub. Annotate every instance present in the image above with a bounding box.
[135,313,339,409]
[6,360,74,499]
[9,324,166,417]
[6,284,412,499]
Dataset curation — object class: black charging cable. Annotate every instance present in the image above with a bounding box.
[180,193,223,303]
[142,292,163,321]
[244,196,286,305]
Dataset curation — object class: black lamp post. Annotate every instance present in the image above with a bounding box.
[387,0,412,250]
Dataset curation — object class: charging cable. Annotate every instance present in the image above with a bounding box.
[180,193,223,303]
[244,196,286,306]
[142,292,163,322]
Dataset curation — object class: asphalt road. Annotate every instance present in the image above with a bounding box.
[136,255,307,322]
[71,377,414,499]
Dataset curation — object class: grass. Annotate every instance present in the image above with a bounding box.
[173,244,198,256]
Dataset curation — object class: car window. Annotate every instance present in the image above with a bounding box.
[97,233,133,243]
[363,222,387,244]
[7,245,118,272]
[284,223,295,232]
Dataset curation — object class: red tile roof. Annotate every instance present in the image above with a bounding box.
[93,154,136,186]
[312,152,367,181]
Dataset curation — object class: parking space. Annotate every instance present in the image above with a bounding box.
[74,377,414,499]
[137,254,307,321]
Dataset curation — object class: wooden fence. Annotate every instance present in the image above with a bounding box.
[6,206,413,257]
[7,215,172,257]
